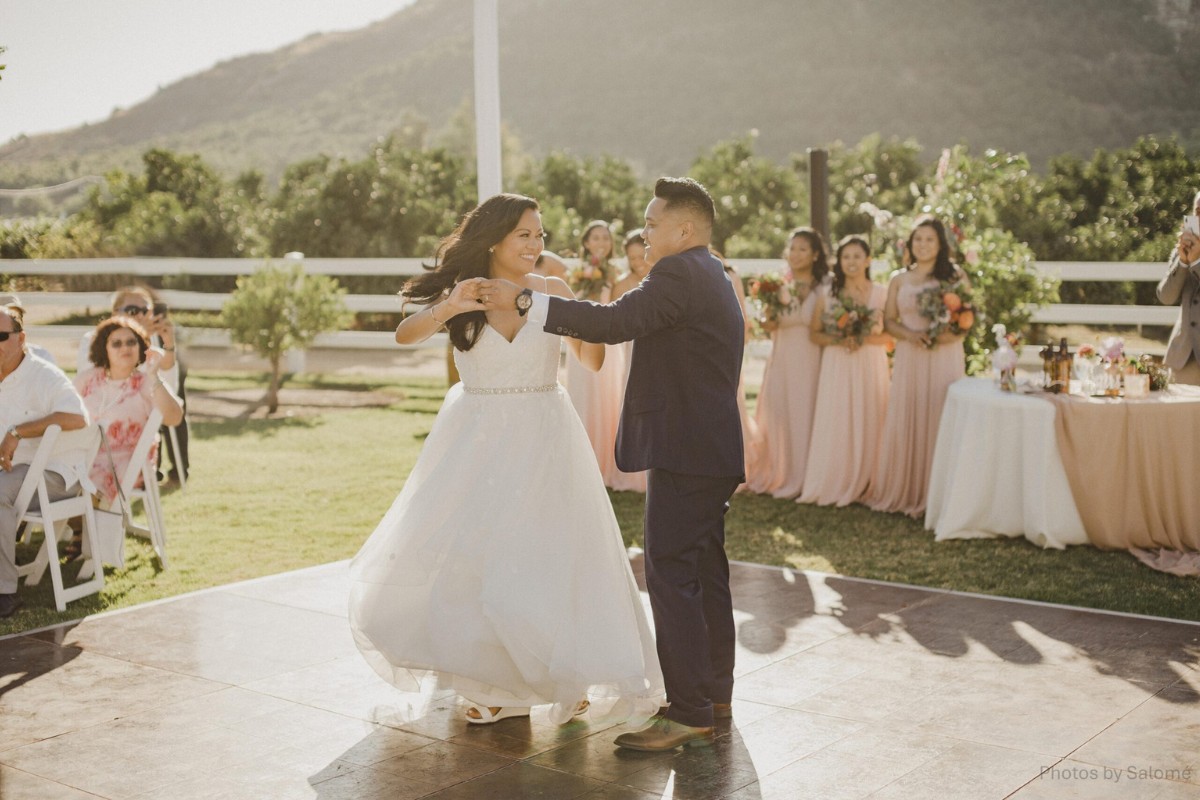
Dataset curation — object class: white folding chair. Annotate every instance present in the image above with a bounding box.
[14,425,106,612]
[111,408,168,568]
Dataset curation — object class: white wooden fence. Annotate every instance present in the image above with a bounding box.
[4,256,1176,354]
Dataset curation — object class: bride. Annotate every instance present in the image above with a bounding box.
[348,193,664,725]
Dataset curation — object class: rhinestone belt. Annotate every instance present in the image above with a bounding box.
[463,383,557,395]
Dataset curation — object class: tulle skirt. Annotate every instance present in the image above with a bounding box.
[348,383,664,723]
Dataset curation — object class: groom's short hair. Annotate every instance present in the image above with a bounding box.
[654,177,715,228]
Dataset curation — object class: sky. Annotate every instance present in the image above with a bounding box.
[0,0,418,142]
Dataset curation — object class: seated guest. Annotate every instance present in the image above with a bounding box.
[0,304,90,619]
[75,317,183,511]
[0,294,56,364]
[77,285,189,484]
[1158,189,1200,385]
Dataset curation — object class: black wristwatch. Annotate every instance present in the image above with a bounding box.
[516,288,533,317]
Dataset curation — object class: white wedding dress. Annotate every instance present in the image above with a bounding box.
[348,305,664,723]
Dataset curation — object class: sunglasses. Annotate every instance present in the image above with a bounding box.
[120,305,150,316]
[108,338,140,349]
[0,331,19,342]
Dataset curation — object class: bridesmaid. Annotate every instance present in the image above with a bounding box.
[866,215,968,517]
[608,229,652,493]
[712,249,760,482]
[564,220,628,489]
[745,227,829,498]
[799,236,891,507]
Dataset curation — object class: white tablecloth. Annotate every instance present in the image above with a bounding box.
[924,378,1089,549]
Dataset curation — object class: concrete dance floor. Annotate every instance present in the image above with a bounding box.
[1,559,1197,799]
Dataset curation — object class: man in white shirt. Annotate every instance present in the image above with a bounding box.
[0,305,89,618]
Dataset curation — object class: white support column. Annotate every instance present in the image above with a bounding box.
[474,0,502,201]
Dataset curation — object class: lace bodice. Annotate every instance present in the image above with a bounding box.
[454,321,561,391]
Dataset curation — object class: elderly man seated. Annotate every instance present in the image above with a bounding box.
[0,304,89,619]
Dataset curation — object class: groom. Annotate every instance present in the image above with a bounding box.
[480,177,745,751]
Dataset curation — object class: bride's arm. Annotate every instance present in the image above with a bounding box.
[395,280,481,345]
[546,276,605,372]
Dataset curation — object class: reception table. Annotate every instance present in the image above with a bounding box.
[925,378,1200,554]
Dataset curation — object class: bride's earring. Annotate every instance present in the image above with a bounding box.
[488,247,495,254]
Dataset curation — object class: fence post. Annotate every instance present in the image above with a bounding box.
[283,252,307,374]
[808,148,830,245]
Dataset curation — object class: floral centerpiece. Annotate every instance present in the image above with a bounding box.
[1135,354,1173,392]
[822,294,879,347]
[916,279,976,348]
[1097,337,1126,396]
[991,323,1020,391]
[567,256,610,299]
[747,272,797,335]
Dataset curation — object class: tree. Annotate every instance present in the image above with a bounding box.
[688,135,807,257]
[514,152,646,253]
[222,261,350,414]
[860,146,1059,373]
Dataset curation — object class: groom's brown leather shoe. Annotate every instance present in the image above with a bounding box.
[614,717,714,752]
[713,703,733,720]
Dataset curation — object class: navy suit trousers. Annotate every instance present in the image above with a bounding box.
[644,468,740,728]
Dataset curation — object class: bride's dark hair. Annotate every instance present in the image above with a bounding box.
[404,193,540,351]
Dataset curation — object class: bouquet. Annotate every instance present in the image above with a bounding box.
[747,272,798,329]
[916,279,976,347]
[823,293,879,347]
[567,256,609,299]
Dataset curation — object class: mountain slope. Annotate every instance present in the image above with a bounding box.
[2,0,1198,184]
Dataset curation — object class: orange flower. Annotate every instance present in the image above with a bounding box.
[956,309,975,329]
[943,291,963,312]
[836,312,850,330]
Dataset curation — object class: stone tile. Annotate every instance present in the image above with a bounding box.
[0,646,221,750]
[733,647,870,707]
[1000,613,1200,688]
[34,590,358,673]
[4,561,1200,799]
[856,593,1046,663]
[612,736,762,800]
[882,659,1155,756]
[575,784,662,800]
[528,729,676,783]
[822,723,961,774]
[224,561,352,618]
[868,739,1049,800]
[1009,759,1179,799]
[419,761,603,799]
[299,765,432,800]
[368,740,514,792]
[0,764,101,800]
[1071,683,1200,777]
[723,745,913,800]
[1,711,281,798]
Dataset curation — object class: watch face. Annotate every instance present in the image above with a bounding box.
[517,292,532,310]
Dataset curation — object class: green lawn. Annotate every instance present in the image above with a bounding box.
[4,372,1196,637]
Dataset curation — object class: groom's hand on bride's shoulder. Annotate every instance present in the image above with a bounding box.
[478,279,522,311]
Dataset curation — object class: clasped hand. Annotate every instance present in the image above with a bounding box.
[475,279,523,312]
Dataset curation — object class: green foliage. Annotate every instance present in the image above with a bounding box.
[79,148,267,260]
[824,135,929,240]
[267,136,475,259]
[860,146,1060,373]
[514,151,646,253]
[688,135,807,257]
[222,261,351,412]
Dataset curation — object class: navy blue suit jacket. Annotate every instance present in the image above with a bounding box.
[545,245,745,479]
